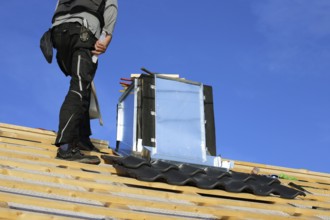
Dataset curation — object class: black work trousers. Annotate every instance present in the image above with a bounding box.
[52,22,98,146]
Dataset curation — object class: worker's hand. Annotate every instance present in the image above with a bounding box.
[92,35,112,56]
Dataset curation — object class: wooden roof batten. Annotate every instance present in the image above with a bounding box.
[0,122,329,220]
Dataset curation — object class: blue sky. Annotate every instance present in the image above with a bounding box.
[0,1,329,173]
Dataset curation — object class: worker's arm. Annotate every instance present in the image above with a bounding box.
[92,0,117,56]
[92,34,112,55]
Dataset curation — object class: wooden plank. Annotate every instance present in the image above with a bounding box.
[0,136,54,149]
[233,166,330,193]
[0,142,114,166]
[0,137,112,154]
[0,125,109,149]
[300,187,330,196]
[0,176,321,217]
[0,141,327,194]
[0,142,54,157]
[279,178,330,193]
[0,147,114,174]
[232,164,330,185]
[0,123,56,136]
[0,129,52,145]
[2,176,329,219]
[0,191,187,220]
[232,160,330,179]
[232,164,330,183]
[1,157,329,212]
[1,150,329,206]
[1,165,329,219]
[0,127,55,140]
[0,141,114,158]
[0,207,80,220]
[0,178,225,219]
[0,140,328,207]
[0,188,303,220]
[0,131,109,149]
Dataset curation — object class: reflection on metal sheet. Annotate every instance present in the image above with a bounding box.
[152,76,207,164]
[116,85,136,156]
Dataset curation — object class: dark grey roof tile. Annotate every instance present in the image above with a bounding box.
[102,155,306,199]
[103,155,149,168]
[150,160,179,172]
[178,164,207,176]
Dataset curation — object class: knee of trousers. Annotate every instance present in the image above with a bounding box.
[65,88,91,113]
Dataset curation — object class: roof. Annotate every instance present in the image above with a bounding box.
[0,122,329,219]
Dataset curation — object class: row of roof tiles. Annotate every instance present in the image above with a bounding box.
[102,155,306,199]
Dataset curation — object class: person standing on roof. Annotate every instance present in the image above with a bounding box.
[50,0,118,164]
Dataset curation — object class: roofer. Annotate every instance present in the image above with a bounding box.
[47,0,117,164]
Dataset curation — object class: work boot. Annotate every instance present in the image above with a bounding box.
[56,143,101,165]
[77,137,101,152]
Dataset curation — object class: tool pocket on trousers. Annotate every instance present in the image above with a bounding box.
[40,29,53,63]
